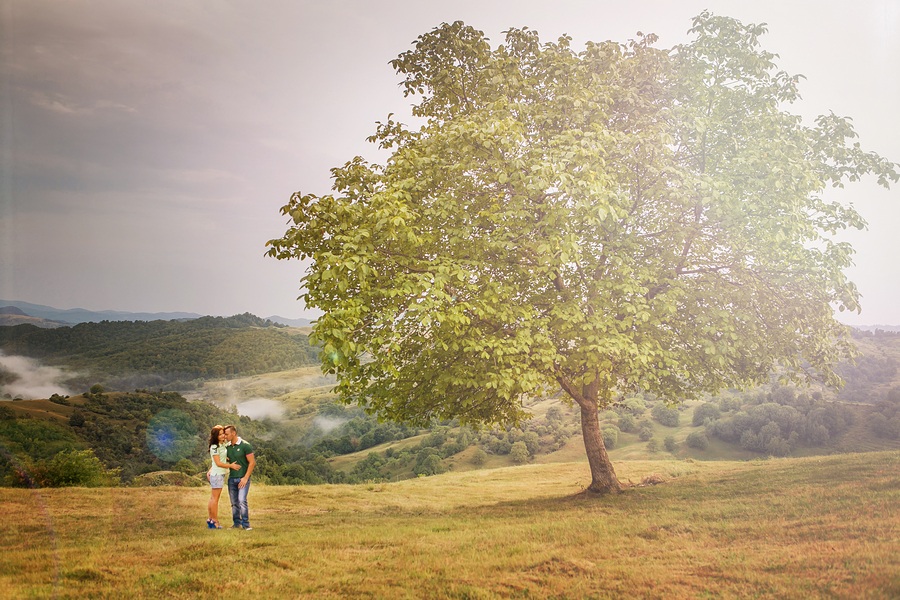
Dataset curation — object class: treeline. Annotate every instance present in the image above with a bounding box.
[0,313,317,387]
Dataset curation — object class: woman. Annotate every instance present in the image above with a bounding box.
[207,425,237,529]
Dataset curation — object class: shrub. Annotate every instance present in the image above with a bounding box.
[420,430,447,448]
[618,413,636,433]
[485,434,512,455]
[49,394,70,406]
[545,406,563,422]
[663,436,677,453]
[602,426,619,449]
[510,441,530,464]
[651,403,680,427]
[68,410,86,427]
[471,448,487,465]
[173,458,197,475]
[521,431,541,454]
[623,397,646,415]
[413,453,445,477]
[647,439,660,453]
[686,431,709,450]
[11,449,119,488]
[692,402,721,426]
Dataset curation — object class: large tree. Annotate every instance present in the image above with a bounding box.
[268,13,897,493]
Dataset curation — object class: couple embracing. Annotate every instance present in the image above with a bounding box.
[207,424,255,530]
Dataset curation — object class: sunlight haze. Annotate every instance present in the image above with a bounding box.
[1,0,897,325]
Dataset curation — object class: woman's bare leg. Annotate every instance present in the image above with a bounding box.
[209,488,223,523]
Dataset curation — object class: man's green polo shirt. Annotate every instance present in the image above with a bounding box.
[226,437,254,479]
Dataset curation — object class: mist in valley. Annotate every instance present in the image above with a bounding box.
[0,351,74,400]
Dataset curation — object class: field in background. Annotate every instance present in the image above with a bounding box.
[3,451,897,599]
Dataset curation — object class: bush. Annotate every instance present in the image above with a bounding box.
[173,458,198,475]
[637,419,654,441]
[414,453,445,477]
[69,410,86,427]
[10,449,119,488]
[510,441,530,464]
[471,448,487,465]
[651,403,680,427]
[602,426,619,449]
[545,406,563,422]
[685,431,709,450]
[623,397,646,415]
[618,413,636,433]
[663,436,677,453]
[647,439,660,453]
[692,402,721,426]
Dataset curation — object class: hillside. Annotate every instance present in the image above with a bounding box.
[2,451,897,598]
[0,390,267,482]
[0,313,318,390]
[0,306,68,329]
[2,329,898,488]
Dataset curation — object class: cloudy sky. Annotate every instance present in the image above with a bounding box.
[1,0,898,324]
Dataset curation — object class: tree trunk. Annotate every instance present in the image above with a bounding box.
[556,374,623,494]
[579,398,623,494]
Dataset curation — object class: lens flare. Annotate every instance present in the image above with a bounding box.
[145,409,197,463]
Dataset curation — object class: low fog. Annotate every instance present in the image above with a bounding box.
[233,397,286,421]
[0,351,74,399]
[312,415,349,434]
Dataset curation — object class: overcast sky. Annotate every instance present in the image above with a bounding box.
[1,0,898,324]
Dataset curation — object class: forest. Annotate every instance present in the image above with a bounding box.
[0,313,317,389]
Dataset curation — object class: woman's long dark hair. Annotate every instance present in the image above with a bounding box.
[208,425,225,450]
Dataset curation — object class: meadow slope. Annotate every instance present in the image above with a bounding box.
[2,452,897,599]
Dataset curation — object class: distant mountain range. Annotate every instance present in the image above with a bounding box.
[1,298,892,332]
[0,300,313,328]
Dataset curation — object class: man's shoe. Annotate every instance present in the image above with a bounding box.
[243,526,253,531]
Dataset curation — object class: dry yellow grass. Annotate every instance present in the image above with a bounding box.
[2,452,897,599]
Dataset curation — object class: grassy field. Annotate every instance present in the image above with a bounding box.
[3,452,897,599]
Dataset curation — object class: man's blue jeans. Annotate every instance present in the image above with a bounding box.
[227,477,250,528]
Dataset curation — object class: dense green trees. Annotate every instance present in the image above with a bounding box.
[704,386,855,455]
[269,13,897,493]
[0,314,317,389]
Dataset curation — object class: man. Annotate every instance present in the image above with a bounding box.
[223,424,255,530]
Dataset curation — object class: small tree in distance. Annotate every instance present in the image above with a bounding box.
[268,13,897,494]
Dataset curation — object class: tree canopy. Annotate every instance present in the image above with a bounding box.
[268,13,897,493]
